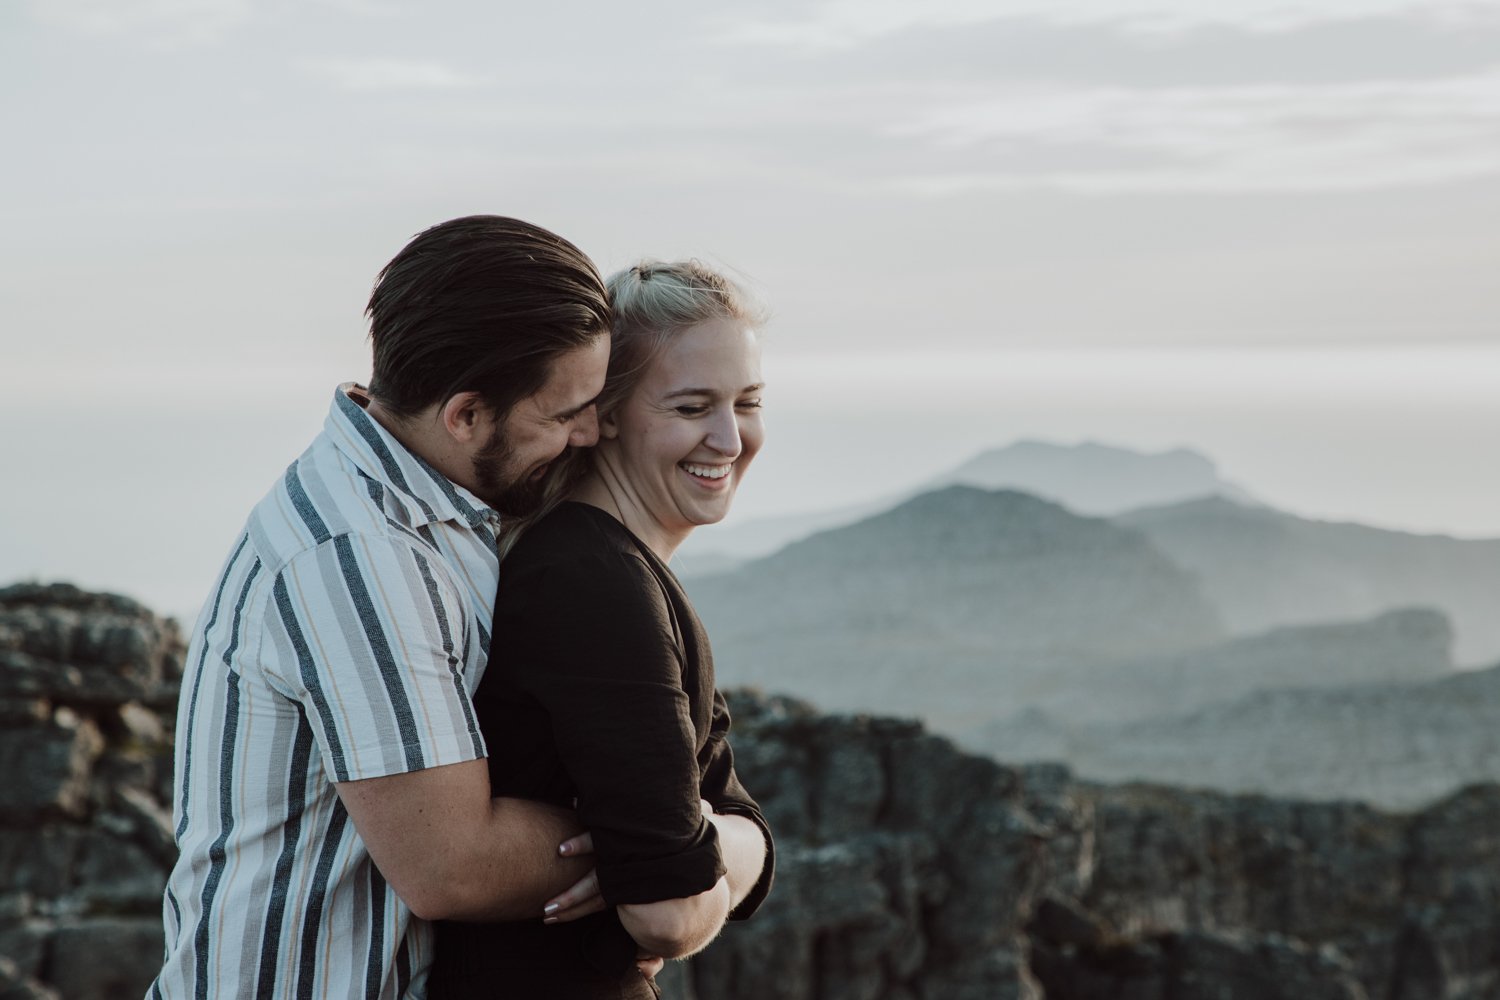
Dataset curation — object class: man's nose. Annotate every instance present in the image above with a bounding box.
[569,406,599,447]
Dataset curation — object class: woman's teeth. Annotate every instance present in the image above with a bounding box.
[682,463,731,480]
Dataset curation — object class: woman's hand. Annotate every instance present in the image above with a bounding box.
[543,800,717,924]
[541,858,665,979]
[543,832,605,923]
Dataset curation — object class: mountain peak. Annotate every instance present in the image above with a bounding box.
[934,439,1252,517]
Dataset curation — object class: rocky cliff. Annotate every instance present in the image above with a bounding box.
[0,583,182,1000]
[4,584,1499,999]
[671,694,1500,1000]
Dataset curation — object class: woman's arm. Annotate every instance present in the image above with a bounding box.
[707,810,769,911]
[611,795,762,956]
[617,873,732,958]
[500,549,728,942]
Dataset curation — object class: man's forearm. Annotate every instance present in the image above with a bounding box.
[442,796,596,921]
[336,761,594,922]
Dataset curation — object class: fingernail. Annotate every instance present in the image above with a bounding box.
[543,902,560,916]
[558,843,571,856]
[543,916,558,925]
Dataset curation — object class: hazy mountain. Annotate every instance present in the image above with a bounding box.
[1118,497,1500,665]
[678,439,1252,567]
[1008,606,1454,726]
[688,484,1225,730]
[932,439,1255,514]
[975,661,1500,811]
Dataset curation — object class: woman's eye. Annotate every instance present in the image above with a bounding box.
[736,399,763,410]
[675,405,708,416]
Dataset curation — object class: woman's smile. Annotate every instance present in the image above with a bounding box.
[681,461,734,486]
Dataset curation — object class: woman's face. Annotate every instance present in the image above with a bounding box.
[604,316,764,540]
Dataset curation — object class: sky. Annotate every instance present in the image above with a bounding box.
[2,0,1498,621]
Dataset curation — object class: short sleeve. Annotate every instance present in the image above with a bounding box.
[260,532,488,783]
[497,548,725,906]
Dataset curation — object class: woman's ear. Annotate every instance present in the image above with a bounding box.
[598,409,621,441]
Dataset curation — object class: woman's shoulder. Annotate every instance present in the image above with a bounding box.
[507,502,633,562]
[498,504,683,651]
[504,503,662,591]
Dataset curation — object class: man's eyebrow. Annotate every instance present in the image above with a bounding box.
[551,394,600,419]
[662,384,765,400]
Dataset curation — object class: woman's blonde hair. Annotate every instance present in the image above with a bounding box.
[496,259,766,559]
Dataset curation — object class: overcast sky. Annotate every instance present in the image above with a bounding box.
[3,0,1498,618]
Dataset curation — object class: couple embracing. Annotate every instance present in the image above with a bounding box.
[150,216,774,999]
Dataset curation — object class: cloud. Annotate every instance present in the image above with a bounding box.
[302,56,492,93]
[880,70,1500,194]
[25,0,252,44]
[722,0,1500,50]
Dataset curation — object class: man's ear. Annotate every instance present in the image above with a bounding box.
[439,392,494,444]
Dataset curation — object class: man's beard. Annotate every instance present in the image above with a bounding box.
[472,427,549,518]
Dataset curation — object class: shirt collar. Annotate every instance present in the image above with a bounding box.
[324,383,502,533]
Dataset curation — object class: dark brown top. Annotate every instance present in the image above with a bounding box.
[429,502,774,999]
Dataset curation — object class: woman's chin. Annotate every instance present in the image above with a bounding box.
[677,503,734,532]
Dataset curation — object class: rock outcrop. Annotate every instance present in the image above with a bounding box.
[4,584,1500,1000]
[0,583,182,1000]
[672,694,1500,1000]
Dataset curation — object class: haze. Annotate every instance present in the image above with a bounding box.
[2,0,1497,620]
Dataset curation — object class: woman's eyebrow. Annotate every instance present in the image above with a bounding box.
[662,384,765,400]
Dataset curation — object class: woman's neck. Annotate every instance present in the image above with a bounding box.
[570,466,690,563]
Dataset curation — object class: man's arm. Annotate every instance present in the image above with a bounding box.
[336,758,593,921]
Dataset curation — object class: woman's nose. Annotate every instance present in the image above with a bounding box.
[704,409,741,458]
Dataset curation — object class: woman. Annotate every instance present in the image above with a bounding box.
[430,261,775,998]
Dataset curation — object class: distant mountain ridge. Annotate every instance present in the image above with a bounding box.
[677,439,1252,567]
[934,439,1256,514]
[993,606,1454,727]
[971,660,1500,810]
[1120,496,1500,665]
[685,467,1499,808]
[689,484,1225,730]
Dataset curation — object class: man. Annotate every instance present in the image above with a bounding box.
[150,216,614,998]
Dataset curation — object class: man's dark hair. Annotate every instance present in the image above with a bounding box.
[366,215,610,419]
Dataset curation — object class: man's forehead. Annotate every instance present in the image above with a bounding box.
[536,336,609,411]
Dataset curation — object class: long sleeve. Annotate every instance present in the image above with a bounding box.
[493,546,725,906]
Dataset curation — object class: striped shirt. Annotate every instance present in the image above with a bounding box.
[150,385,501,1000]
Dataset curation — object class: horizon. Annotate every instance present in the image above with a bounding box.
[6,382,1496,626]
